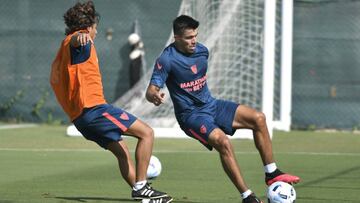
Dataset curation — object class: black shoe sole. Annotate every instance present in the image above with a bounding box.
[132,194,168,200]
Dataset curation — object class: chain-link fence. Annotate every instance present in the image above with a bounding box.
[293,0,360,129]
[1,0,360,130]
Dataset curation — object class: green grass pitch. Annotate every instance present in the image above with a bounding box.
[0,125,359,202]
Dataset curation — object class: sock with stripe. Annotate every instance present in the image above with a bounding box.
[133,180,147,191]
[264,163,277,173]
[241,189,252,199]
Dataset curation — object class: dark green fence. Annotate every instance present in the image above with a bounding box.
[2,0,360,130]
[293,0,360,129]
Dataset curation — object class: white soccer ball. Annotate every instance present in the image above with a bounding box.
[267,181,296,203]
[141,199,150,203]
[146,155,162,179]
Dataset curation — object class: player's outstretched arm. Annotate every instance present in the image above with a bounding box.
[146,84,165,106]
[70,32,93,47]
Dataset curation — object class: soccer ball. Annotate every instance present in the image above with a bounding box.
[267,181,296,203]
[141,199,150,203]
[146,155,162,179]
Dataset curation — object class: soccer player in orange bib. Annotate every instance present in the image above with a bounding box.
[50,1,172,202]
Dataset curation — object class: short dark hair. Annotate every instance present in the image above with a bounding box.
[173,15,199,36]
[63,1,100,35]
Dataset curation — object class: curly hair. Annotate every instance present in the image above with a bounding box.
[63,1,100,35]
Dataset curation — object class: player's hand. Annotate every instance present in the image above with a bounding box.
[152,92,165,106]
[77,32,93,46]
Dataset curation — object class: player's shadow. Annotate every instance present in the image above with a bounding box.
[54,196,132,202]
[55,196,203,203]
[294,165,360,202]
[54,197,206,203]
[297,165,360,189]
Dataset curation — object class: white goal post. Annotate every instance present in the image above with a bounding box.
[275,0,293,132]
[68,0,293,138]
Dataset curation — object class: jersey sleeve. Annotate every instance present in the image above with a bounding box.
[149,56,170,88]
[70,43,91,65]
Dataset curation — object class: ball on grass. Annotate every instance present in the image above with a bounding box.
[147,155,162,179]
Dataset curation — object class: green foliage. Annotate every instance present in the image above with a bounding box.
[0,90,24,115]
[307,124,317,131]
[351,124,360,133]
[31,89,49,120]
[46,111,65,125]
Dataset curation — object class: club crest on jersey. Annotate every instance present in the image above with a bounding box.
[200,125,207,134]
[120,112,129,120]
[191,65,198,74]
[156,61,162,70]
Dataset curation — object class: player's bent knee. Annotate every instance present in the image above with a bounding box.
[129,120,154,140]
[211,134,232,153]
[143,127,154,140]
[254,112,266,126]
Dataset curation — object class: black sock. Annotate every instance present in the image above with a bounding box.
[243,194,261,203]
[243,194,255,200]
[266,168,284,178]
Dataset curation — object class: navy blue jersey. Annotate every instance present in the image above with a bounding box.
[150,43,215,121]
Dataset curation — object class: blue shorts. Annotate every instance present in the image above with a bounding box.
[179,99,239,150]
[73,104,137,149]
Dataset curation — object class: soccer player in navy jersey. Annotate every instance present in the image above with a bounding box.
[146,15,300,203]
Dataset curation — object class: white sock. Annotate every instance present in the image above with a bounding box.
[264,163,277,173]
[241,189,252,199]
[133,180,147,191]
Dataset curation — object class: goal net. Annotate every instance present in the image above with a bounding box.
[113,0,291,139]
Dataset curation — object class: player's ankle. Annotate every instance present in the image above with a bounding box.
[264,163,277,173]
[133,180,147,191]
[241,189,252,199]
[265,168,284,178]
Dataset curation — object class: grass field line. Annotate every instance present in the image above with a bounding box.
[0,123,37,129]
[0,147,359,156]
